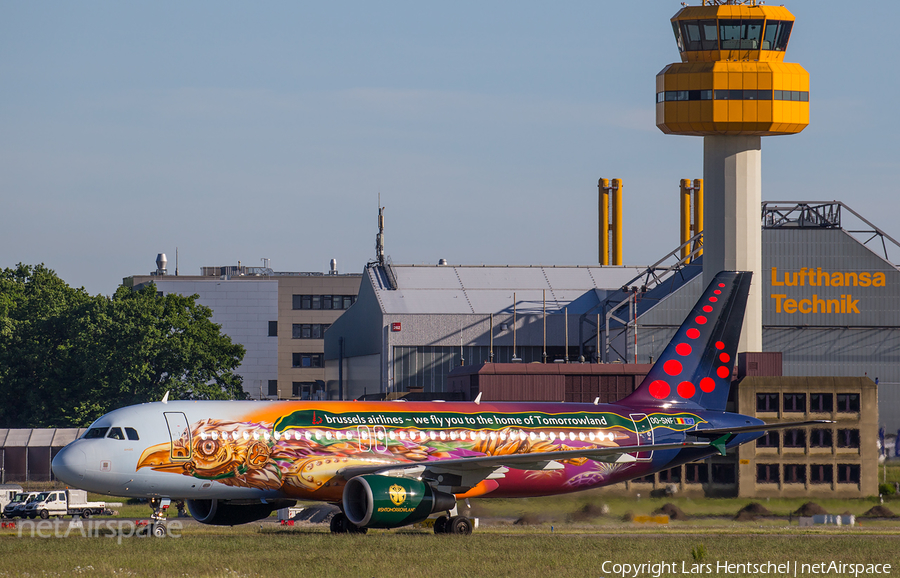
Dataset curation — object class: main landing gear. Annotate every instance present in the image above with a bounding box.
[433,514,473,535]
[329,512,367,534]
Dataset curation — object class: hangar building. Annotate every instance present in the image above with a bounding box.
[325,202,898,430]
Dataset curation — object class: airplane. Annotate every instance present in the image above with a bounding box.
[52,271,827,535]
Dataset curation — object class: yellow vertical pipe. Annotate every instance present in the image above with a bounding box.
[611,179,622,266]
[693,178,704,258]
[599,178,609,265]
[680,179,691,262]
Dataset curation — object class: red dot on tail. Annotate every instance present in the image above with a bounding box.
[677,381,695,398]
[718,283,725,287]
[695,316,707,325]
[703,305,712,313]
[699,377,716,392]
[717,366,731,379]
[649,380,670,399]
[714,289,721,295]
[664,359,682,376]
[676,343,692,356]
[709,296,718,302]
[715,341,725,350]
[686,328,700,339]
[719,352,731,363]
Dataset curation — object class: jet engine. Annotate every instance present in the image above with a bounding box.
[186,499,295,526]
[342,475,456,529]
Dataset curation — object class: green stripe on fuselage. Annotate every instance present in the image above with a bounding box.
[273,410,704,433]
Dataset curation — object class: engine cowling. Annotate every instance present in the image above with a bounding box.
[186,499,295,526]
[343,475,456,529]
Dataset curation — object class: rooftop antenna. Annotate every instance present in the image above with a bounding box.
[375,194,385,267]
[175,247,179,276]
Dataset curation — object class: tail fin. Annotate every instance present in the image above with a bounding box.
[622,271,751,411]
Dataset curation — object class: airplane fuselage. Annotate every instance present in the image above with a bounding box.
[53,399,764,502]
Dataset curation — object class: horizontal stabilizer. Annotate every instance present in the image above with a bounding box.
[686,420,834,439]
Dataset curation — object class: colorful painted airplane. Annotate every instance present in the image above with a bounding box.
[52,271,825,535]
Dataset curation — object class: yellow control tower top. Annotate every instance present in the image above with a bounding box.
[656,0,809,136]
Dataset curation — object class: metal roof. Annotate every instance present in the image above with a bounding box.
[51,429,85,446]
[0,429,87,448]
[27,429,55,447]
[371,265,646,315]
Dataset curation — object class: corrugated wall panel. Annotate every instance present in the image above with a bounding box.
[763,229,900,327]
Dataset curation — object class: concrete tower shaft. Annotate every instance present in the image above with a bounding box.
[656,0,809,353]
[703,135,762,352]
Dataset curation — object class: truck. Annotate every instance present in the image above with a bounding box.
[2,491,41,519]
[23,489,107,519]
[0,485,24,512]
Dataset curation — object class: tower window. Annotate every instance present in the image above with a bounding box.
[719,19,763,50]
[763,20,793,51]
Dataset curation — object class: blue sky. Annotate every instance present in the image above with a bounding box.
[2,1,898,295]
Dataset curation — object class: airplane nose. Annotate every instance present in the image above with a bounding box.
[52,446,85,483]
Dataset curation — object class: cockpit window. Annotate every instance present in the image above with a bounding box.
[84,427,109,439]
[125,427,140,441]
[107,427,125,440]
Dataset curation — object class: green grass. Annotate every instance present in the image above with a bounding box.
[0,531,898,578]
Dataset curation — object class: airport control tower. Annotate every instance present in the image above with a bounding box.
[657,0,809,352]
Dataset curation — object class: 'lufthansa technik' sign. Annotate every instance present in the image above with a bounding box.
[769,267,886,315]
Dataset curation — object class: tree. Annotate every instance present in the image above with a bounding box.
[0,264,246,428]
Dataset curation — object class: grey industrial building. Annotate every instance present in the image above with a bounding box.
[325,202,899,430]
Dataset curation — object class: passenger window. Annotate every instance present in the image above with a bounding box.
[84,427,109,439]
[125,427,140,441]
[107,427,125,440]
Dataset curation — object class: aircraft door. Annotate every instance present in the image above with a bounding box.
[373,425,387,453]
[356,426,371,452]
[164,412,192,461]
[629,413,654,461]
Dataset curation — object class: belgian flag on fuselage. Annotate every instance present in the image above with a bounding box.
[622,271,751,412]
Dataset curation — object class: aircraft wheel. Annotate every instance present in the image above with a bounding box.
[350,524,368,534]
[39,510,49,520]
[152,523,167,538]
[449,516,473,535]
[329,512,349,534]
[433,515,449,534]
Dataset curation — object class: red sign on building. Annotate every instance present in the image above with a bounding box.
[391,322,402,332]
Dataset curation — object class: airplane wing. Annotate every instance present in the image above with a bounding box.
[337,440,711,494]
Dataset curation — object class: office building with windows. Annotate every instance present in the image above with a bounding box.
[125,262,360,400]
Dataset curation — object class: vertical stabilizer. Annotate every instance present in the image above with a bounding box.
[621,271,751,411]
